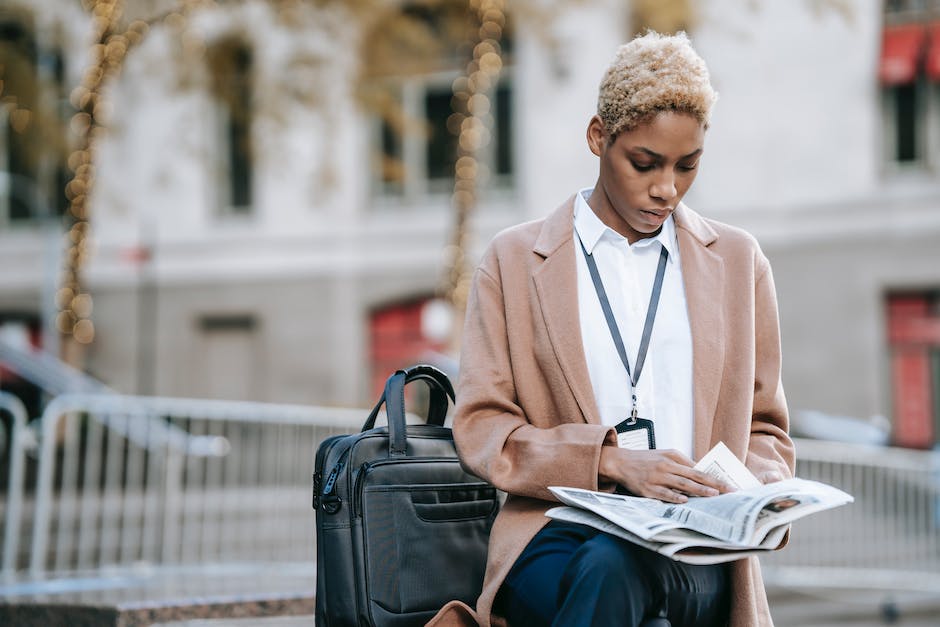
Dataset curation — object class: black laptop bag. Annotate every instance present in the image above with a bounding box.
[313,364,499,626]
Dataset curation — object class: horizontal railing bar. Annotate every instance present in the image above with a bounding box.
[790,437,940,471]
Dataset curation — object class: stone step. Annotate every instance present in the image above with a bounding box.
[0,563,314,627]
[153,615,314,627]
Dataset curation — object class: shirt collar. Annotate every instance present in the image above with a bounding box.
[573,188,679,263]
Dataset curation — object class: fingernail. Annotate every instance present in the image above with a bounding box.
[706,488,719,497]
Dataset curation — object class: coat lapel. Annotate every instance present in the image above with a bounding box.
[674,204,725,459]
[531,198,602,425]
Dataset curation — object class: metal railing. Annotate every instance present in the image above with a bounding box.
[13,393,363,578]
[761,437,940,592]
[5,393,940,596]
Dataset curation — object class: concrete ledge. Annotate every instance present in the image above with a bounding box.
[0,563,315,627]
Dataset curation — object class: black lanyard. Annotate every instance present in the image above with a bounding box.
[578,236,668,423]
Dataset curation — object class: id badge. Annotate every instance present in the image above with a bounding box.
[615,417,656,451]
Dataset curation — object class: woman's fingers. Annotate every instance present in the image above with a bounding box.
[600,447,736,500]
[673,474,720,497]
[607,448,727,499]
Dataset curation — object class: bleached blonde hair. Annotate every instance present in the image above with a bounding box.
[597,31,717,137]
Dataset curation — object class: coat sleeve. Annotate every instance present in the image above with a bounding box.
[746,257,795,483]
[453,258,616,502]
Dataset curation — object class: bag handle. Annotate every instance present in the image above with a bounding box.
[361,364,456,456]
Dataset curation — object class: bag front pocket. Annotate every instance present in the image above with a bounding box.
[360,472,497,617]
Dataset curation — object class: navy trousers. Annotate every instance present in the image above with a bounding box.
[495,520,730,627]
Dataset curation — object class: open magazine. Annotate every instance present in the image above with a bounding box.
[546,442,854,565]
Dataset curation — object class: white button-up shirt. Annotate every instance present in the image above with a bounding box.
[574,189,694,458]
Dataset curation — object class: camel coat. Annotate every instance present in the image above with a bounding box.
[429,197,795,627]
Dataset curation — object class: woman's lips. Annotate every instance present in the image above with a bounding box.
[641,208,670,222]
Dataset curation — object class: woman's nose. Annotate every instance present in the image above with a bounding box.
[650,172,677,201]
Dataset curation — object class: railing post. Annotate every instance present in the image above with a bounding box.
[29,398,68,576]
[1,392,29,579]
[162,449,183,564]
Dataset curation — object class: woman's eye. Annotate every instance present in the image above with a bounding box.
[678,162,699,172]
[631,161,655,172]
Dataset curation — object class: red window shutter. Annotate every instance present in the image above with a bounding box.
[880,23,927,86]
[891,348,934,448]
[926,21,940,82]
[369,298,449,399]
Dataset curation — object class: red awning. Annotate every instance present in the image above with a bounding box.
[926,22,940,81]
[879,23,926,85]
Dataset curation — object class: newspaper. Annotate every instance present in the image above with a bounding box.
[546,442,854,565]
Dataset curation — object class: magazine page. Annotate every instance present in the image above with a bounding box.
[549,487,688,540]
[546,506,789,565]
[693,441,761,491]
[747,478,854,544]
[549,478,853,546]
[655,523,790,564]
[658,519,790,555]
[649,522,779,549]
[657,477,852,545]
[550,485,756,544]
[546,506,668,554]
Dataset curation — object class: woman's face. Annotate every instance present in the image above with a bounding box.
[587,111,705,243]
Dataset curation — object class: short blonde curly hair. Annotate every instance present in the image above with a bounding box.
[597,31,717,137]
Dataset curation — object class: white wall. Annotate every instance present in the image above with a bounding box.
[691,0,882,217]
[516,0,628,220]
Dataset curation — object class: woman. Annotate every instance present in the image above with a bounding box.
[433,31,794,627]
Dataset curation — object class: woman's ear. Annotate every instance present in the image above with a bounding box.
[586,115,607,157]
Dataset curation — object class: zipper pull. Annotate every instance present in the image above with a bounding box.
[312,471,322,509]
[323,461,342,494]
[320,459,345,514]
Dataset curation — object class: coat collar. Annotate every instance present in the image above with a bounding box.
[534,198,718,256]
[531,197,725,458]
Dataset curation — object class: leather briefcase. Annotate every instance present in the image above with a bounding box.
[313,365,499,626]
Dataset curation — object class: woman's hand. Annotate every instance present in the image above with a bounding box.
[598,446,730,504]
[757,470,786,484]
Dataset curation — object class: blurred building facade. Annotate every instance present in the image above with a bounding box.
[1,0,939,447]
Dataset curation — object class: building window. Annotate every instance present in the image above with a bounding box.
[879,4,940,170]
[0,18,40,225]
[208,39,254,214]
[884,81,923,163]
[197,313,260,400]
[0,16,70,227]
[363,1,514,204]
[375,75,513,199]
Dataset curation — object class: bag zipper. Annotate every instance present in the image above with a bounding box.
[352,456,469,518]
[313,434,348,510]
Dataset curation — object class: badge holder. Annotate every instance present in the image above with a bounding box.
[615,408,656,451]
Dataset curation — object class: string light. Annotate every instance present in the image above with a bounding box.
[56,0,508,352]
[443,0,506,315]
[59,0,206,350]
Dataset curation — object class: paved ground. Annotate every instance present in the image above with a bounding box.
[0,564,315,627]
[768,587,940,627]
[5,566,939,626]
[153,588,940,627]
[155,617,314,626]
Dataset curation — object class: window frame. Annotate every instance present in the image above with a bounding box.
[880,2,940,175]
[208,41,255,219]
[370,68,515,207]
